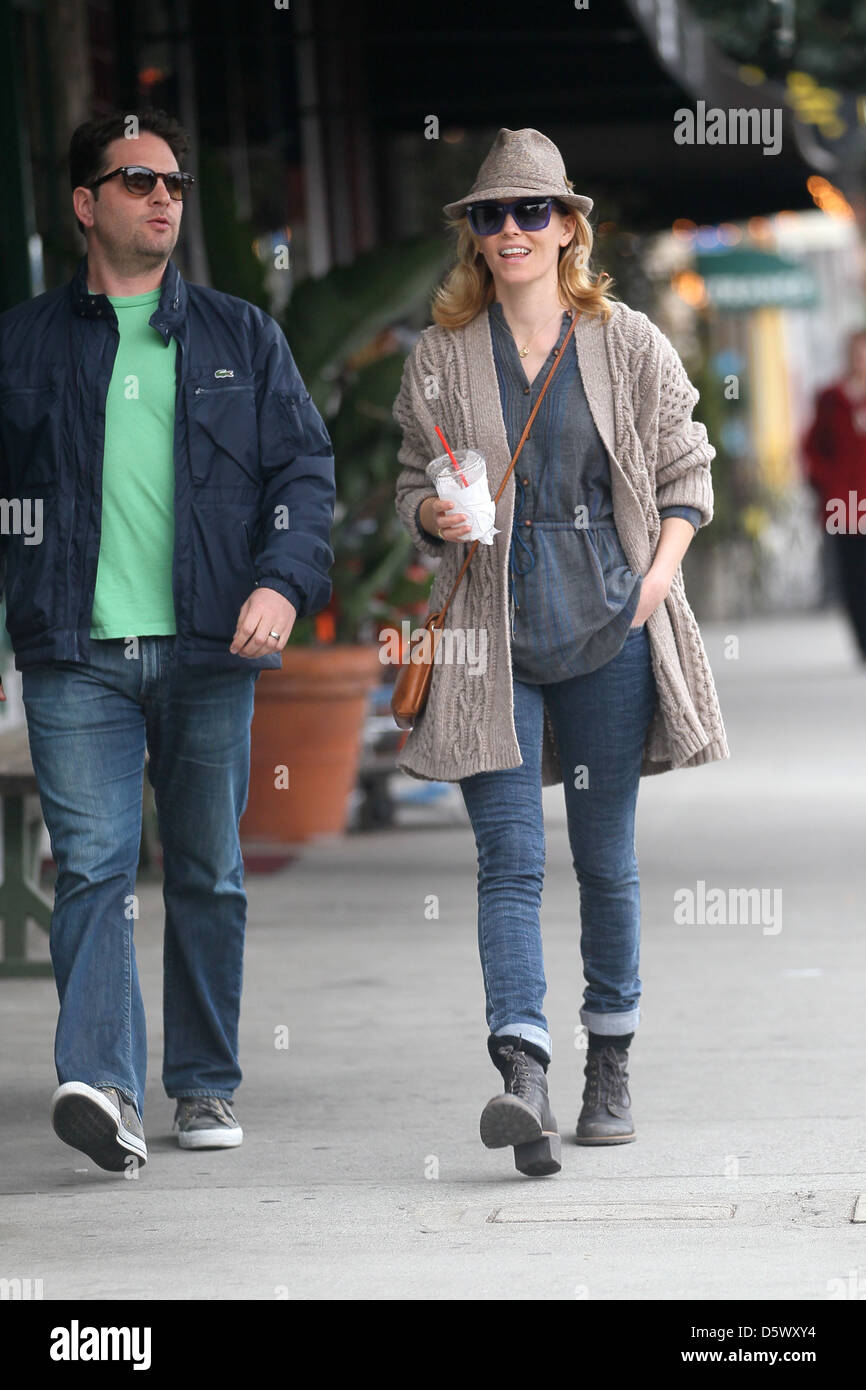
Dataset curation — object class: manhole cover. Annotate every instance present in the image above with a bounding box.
[488,1202,736,1223]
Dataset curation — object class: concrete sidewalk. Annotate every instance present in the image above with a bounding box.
[2,611,865,1300]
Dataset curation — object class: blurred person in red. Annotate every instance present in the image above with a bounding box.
[803,328,866,660]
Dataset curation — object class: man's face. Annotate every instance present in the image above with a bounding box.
[75,132,184,269]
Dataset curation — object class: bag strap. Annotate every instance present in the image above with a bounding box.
[432,307,580,625]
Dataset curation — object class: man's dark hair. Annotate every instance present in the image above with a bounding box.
[69,108,190,236]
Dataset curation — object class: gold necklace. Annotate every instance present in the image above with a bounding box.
[505,304,568,358]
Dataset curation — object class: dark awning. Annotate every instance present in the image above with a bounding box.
[361,0,838,227]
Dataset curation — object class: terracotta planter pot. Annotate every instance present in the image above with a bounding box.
[241,644,383,846]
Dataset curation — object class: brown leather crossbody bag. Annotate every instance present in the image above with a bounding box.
[391,309,580,730]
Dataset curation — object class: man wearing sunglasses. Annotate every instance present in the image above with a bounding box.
[0,108,335,1171]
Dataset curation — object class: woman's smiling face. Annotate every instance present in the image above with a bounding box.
[474,203,576,292]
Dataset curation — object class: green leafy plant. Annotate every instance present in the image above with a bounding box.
[198,145,269,311]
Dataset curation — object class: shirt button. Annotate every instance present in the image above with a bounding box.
[524,519,532,527]
[523,387,530,395]
[522,477,530,485]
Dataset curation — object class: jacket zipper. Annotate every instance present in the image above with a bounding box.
[242,520,259,587]
[171,335,184,633]
[193,385,247,394]
[75,322,119,652]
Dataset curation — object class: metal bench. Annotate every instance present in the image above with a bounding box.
[0,725,53,977]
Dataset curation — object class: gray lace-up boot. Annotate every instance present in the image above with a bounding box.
[575,1044,636,1144]
[480,1036,561,1176]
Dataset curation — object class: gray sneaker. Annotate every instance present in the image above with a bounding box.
[51,1082,147,1171]
[173,1097,243,1149]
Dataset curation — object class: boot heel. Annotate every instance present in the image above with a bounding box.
[514,1130,561,1177]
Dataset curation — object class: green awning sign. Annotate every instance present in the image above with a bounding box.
[696,249,818,311]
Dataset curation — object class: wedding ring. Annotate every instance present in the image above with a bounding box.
[437,528,444,539]
[269,630,281,640]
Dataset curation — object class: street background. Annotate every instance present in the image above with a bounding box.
[1,0,866,1305]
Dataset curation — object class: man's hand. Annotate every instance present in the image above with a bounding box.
[230,586,297,658]
[0,677,5,703]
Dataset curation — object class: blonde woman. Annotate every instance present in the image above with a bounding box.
[393,128,728,1177]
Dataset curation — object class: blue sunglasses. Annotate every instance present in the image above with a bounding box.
[466,198,560,236]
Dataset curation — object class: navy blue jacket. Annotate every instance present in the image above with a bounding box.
[0,257,335,671]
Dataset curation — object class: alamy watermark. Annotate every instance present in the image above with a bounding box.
[49,1321,151,1369]
[0,497,43,545]
[674,101,782,157]
[379,621,487,675]
[824,492,866,534]
[1,1276,43,1299]
[674,879,782,936]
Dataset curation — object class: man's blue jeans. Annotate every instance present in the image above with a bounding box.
[21,636,259,1118]
[458,624,658,1063]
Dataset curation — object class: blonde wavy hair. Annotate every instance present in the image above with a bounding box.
[432,200,616,329]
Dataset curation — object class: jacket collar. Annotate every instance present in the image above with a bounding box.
[70,256,187,341]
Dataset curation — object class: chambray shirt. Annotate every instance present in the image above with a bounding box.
[489,302,700,683]
[414,306,700,683]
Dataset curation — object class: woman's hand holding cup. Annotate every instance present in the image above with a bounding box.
[420,495,473,543]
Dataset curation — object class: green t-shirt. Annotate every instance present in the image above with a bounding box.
[89,288,177,639]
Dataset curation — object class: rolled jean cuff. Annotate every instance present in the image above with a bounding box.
[580,1007,640,1035]
[494,1022,551,1062]
[92,1080,140,1115]
[166,1090,235,1101]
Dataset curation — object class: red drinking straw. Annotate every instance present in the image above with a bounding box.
[434,425,469,488]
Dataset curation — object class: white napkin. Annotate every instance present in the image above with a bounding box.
[432,469,500,545]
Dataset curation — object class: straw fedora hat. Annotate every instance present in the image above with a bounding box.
[443,127,593,219]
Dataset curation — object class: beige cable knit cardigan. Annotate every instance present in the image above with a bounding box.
[392,299,730,785]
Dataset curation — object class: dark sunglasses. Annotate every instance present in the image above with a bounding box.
[466,198,559,236]
[88,166,195,201]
